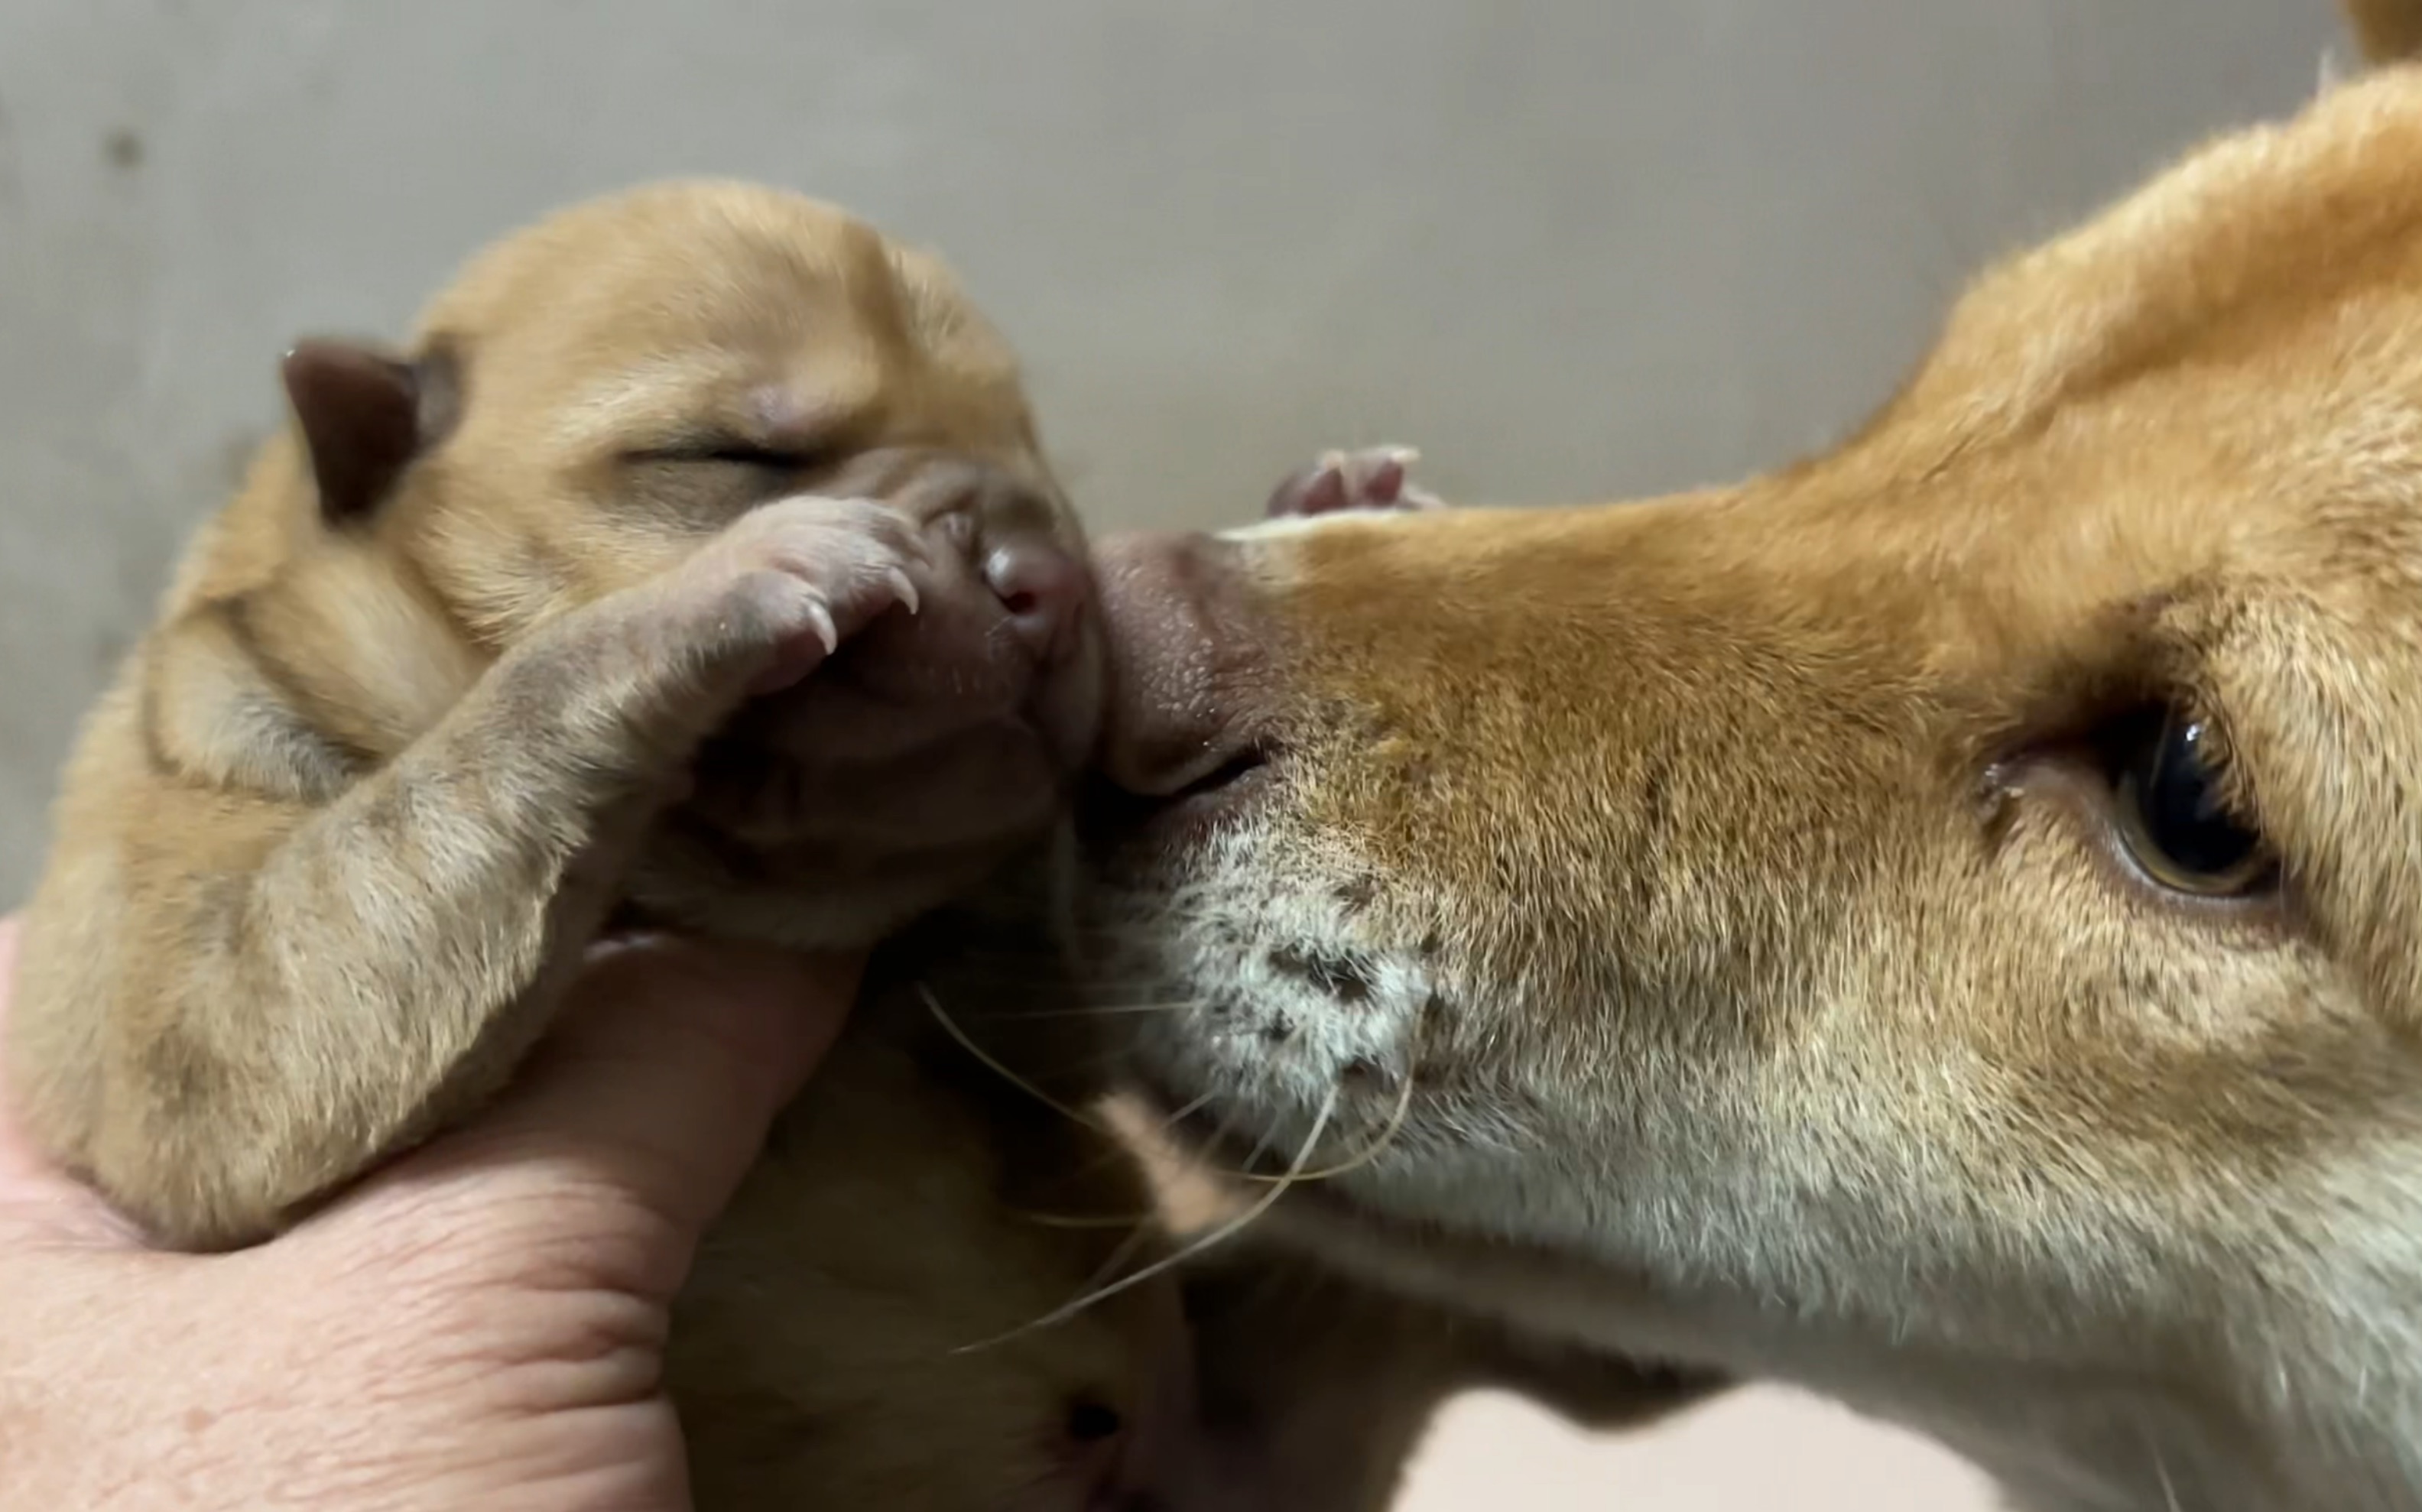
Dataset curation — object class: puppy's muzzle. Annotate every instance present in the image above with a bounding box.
[689,458,1107,861]
[888,453,1096,681]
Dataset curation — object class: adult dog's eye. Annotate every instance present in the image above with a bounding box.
[2109,711,2275,897]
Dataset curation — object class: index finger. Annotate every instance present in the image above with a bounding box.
[342,934,864,1293]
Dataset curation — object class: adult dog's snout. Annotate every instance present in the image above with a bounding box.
[1092,530,1277,803]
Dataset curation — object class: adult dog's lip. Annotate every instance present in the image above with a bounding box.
[1078,750,1275,853]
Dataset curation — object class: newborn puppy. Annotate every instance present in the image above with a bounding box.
[5,180,1177,1509]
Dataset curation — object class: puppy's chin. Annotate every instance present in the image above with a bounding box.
[625,807,1046,950]
[635,603,1107,950]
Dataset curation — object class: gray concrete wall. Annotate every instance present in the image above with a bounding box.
[0,2,2355,1501]
[0,2,2345,903]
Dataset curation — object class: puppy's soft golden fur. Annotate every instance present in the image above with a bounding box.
[5,180,1209,1509]
[1086,8,2422,1509]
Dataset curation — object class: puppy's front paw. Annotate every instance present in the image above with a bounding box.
[1265,446,1445,519]
[669,495,933,696]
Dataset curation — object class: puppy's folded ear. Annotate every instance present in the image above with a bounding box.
[280,338,461,524]
[2346,0,2422,66]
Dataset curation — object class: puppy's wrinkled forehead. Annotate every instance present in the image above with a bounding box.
[415,180,1037,463]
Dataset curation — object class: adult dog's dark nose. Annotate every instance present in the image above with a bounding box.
[1092,530,1274,800]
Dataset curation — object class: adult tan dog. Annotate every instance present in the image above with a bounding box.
[1082,5,2422,1508]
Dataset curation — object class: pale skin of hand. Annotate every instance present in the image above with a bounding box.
[0,914,862,1511]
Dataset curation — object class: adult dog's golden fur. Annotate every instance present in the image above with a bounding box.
[1083,6,2422,1509]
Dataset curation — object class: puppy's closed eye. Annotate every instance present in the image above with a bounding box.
[617,437,847,524]
[628,437,842,475]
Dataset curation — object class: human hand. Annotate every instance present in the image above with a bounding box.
[0,914,861,1510]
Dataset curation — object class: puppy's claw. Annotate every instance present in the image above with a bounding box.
[865,504,937,573]
[806,599,841,654]
[657,492,936,707]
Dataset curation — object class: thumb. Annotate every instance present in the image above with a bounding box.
[369,936,861,1268]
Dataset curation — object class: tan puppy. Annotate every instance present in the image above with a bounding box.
[3,180,1183,1509]
[4,180,1693,1507]
[11,181,1108,1242]
[1084,6,2422,1510]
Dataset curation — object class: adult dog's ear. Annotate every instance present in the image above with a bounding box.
[2346,0,2422,67]
[280,338,463,524]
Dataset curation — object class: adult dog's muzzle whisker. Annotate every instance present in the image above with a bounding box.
[952,1087,1338,1355]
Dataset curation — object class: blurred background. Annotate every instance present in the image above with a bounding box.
[0,1,2347,1504]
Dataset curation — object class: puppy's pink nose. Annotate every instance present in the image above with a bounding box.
[985,538,1089,665]
[1092,530,1271,798]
